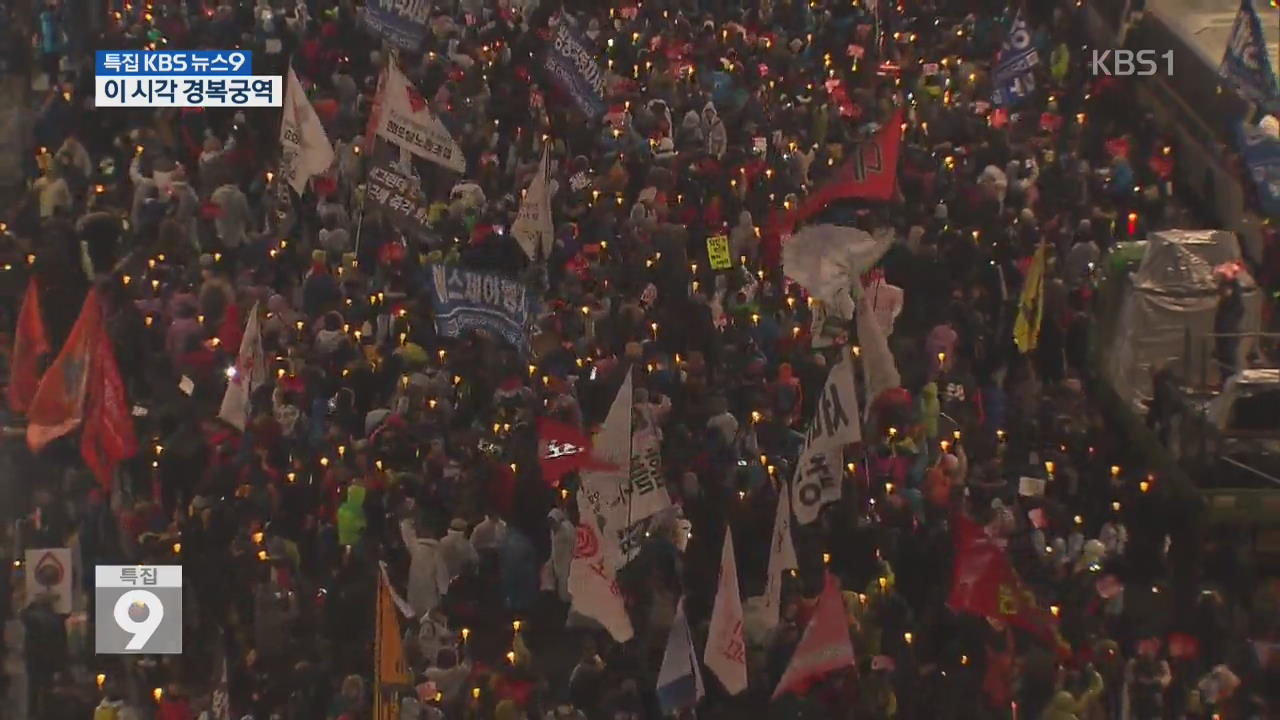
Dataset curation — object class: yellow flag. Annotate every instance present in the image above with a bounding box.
[1013,242,1048,354]
[374,570,411,720]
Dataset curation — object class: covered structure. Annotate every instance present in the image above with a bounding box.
[1106,229,1263,411]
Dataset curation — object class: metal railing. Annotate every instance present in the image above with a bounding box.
[1180,329,1280,392]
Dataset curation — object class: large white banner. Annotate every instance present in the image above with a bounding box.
[792,352,860,524]
[375,64,466,173]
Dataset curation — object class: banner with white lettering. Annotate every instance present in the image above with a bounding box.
[428,266,533,353]
[363,0,430,51]
[793,352,860,524]
[992,11,1039,107]
[542,19,607,119]
[376,64,466,173]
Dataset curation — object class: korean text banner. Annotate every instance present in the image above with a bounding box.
[1239,122,1280,217]
[95,77,283,108]
[366,160,433,238]
[97,51,251,75]
[363,0,430,51]
[542,21,607,119]
[429,266,533,353]
[991,12,1039,107]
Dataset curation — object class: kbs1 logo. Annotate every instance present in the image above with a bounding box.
[1089,49,1174,77]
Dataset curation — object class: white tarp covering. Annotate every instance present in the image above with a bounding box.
[1107,229,1262,410]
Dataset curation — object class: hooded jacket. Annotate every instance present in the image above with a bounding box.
[336,484,367,546]
[400,520,450,618]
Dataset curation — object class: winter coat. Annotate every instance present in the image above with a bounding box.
[400,520,449,618]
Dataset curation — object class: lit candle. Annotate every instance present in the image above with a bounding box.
[822,552,831,565]
[904,632,913,645]
[1128,212,1138,236]
[1110,465,1122,479]
[96,674,106,689]
[1044,460,1055,476]
[153,688,163,702]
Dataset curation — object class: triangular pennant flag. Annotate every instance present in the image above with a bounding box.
[27,290,100,452]
[568,491,635,642]
[760,486,799,629]
[772,572,855,700]
[218,303,267,431]
[705,526,748,695]
[657,597,704,715]
[593,366,633,468]
[280,67,336,195]
[7,279,50,413]
[513,143,555,261]
[1219,0,1280,105]
[376,62,466,173]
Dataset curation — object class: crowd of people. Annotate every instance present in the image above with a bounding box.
[0,0,1278,718]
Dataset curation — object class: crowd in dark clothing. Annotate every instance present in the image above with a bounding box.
[0,0,1278,719]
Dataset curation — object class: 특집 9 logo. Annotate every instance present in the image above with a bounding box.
[95,565,183,654]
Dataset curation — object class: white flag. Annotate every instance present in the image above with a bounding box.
[760,486,799,629]
[627,428,672,524]
[704,527,747,695]
[512,143,554,261]
[656,598,704,715]
[568,491,634,643]
[793,351,860,524]
[593,366,633,468]
[782,225,893,320]
[218,303,266,431]
[856,292,901,413]
[376,63,466,173]
[279,68,335,195]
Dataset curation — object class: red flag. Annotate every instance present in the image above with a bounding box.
[26,289,101,452]
[537,417,614,485]
[7,279,50,413]
[792,109,904,225]
[771,572,855,700]
[81,313,138,488]
[947,513,1070,658]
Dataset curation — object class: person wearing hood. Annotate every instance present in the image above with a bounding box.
[438,518,478,584]
[703,102,727,159]
[547,508,575,602]
[400,514,450,618]
[678,110,705,152]
[729,210,759,267]
[336,484,368,548]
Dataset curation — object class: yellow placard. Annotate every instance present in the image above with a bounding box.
[706,235,732,270]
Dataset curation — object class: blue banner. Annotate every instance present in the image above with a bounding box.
[429,266,534,353]
[96,50,251,75]
[542,20,607,119]
[1219,0,1280,105]
[1239,123,1280,217]
[991,12,1039,107]
[363,0,430,51]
